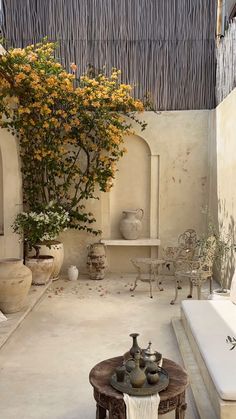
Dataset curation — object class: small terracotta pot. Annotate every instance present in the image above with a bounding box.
[25,255,54,285]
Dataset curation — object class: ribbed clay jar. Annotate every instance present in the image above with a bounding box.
[0,258,32,314]
[87,243,108,280]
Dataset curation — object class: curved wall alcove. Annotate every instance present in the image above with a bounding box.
[110,134,151,239]
[62,110,209,273]
[100,132,160,272]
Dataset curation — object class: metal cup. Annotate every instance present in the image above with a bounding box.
[116,366,126,382]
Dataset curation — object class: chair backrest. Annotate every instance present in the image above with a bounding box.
[178,229,198,250]
[163,229,198,262]
[162,246,180,261]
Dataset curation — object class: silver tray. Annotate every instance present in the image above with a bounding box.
[110,367,169,396]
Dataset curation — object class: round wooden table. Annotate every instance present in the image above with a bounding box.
[89,356,189,418]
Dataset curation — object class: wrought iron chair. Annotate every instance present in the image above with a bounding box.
[130,230,198,299]
[170,235,217,304]
[178,229,198,251]
[163,229,198,275]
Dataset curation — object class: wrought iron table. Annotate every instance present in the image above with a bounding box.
[130,258,166,298]
[89,356,189,418]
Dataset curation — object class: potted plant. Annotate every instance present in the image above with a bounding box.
[201,224,233,299]
[210,230,233,298]
[12,204,69,285]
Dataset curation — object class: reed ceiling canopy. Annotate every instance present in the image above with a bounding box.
[1,0,216,110]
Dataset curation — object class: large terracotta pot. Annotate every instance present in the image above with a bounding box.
[35,241,64,280]
[0,258,32,314]
[25,255,54,285]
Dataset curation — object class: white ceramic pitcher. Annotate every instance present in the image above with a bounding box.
[119,209,144,240]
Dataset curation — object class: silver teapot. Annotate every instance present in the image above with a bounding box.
[143,342,162,366]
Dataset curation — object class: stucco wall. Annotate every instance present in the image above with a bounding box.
[0,128,22,259]
[61,110,210,273]
[208,88,236,286]
[0,111,210,273]
[140,111,209,245]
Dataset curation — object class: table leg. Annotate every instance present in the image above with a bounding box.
[156,266,164,292]
[177,279,182,290]
[187,279,193,298]
[109,400,126,419]
[130,276,138,292]
[175,393,187,419]
[148,271,153,298]
[152,265,164,293]
[130,266,141,293]
[175,403,187,419]
[96,403,106,419]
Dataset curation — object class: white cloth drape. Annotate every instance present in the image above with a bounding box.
[124,393,160,419]
[0,311,7,322]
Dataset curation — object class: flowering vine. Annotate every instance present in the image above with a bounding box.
[12,204,70,257]
[0,39,145,232]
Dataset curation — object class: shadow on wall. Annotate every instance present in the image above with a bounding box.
[218,199,236,288]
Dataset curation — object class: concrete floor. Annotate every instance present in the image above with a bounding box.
[0,274,204,419]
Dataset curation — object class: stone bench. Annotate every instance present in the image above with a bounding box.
[181,300,236,419]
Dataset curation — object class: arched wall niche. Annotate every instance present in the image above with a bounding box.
[100,133,160,272]
[110,134,151,239]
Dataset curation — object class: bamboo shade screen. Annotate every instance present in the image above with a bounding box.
[1,0,216,110]
[216,18,236,104]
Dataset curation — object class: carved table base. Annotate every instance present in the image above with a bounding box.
[90,357,189,418]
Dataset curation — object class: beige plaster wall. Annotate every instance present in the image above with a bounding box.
[0,88,235,278]
[0,111,210,274]
[140,111,209,245]
[105,111,209,272]
[61,110,210,273]
[208,88,236,286]
[0,128,22,259]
